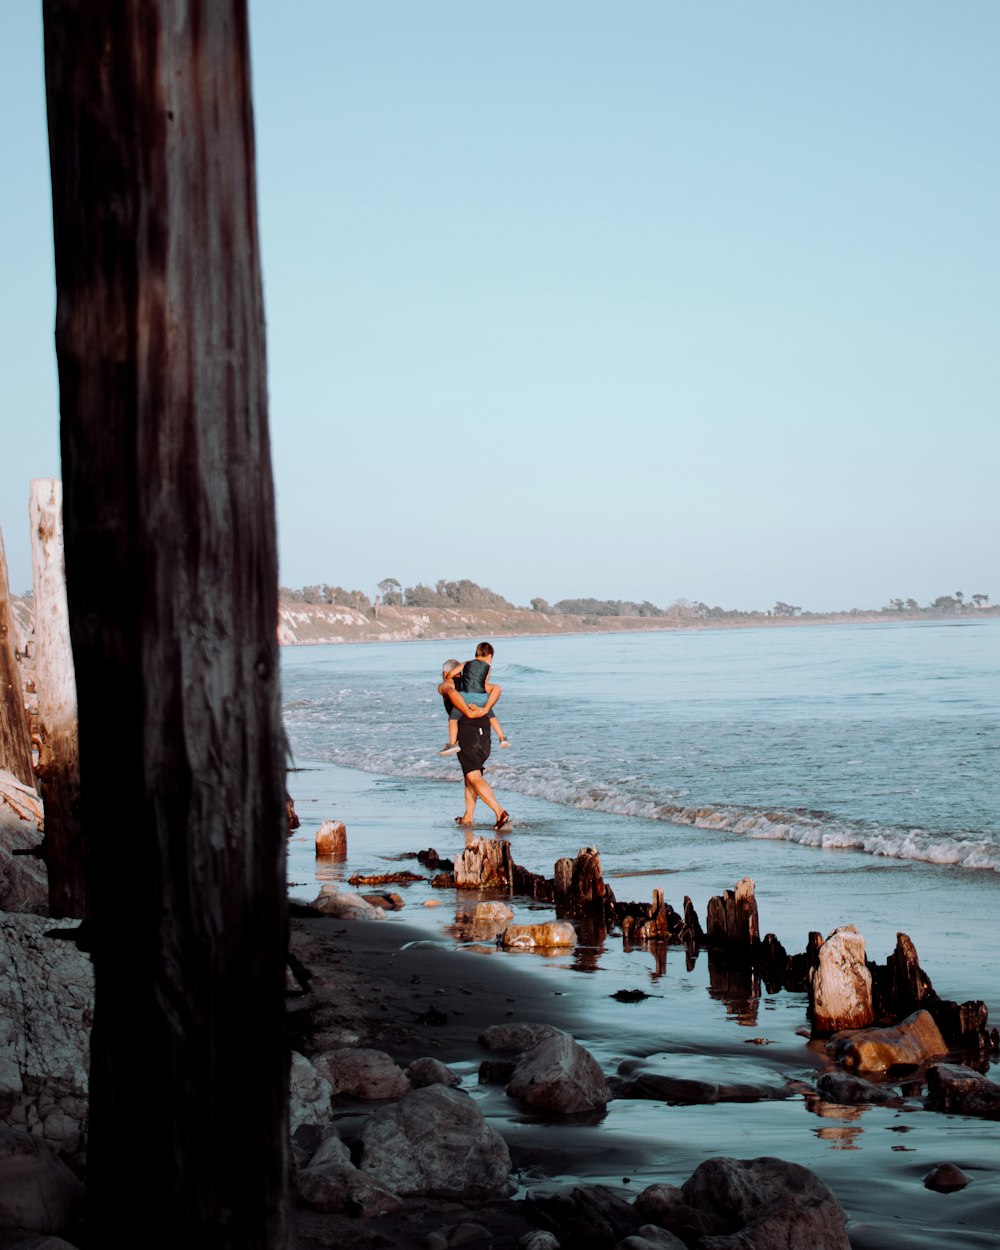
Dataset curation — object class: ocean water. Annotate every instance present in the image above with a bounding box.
[282,619,999,862]
[281,620,1000,1246]
[282,618,1000,997]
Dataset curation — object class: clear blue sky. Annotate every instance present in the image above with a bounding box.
[2,3,997,611]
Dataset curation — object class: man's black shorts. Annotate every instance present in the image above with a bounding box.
[456,716,491,776]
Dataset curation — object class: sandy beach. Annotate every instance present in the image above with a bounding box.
[287,761,1000,1250]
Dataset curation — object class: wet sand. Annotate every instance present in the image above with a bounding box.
[288,762,1000,1249]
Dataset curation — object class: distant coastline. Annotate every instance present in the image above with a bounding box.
[275,599,998,647]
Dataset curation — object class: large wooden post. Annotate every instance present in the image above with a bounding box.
[0,528,35,789]
[43,3,290,1246]
[28,479,85,915]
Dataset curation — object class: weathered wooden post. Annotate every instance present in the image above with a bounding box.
[43,2,290,1246]
[0,528,35,789]
[29,479,84,915]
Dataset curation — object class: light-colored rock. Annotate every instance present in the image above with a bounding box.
[315,819,347,856]
[615,1227,688,1250]
[827,1009,947,1073]
[406,1056,462,1089]
[925,1063,1000,1120]
[634,1183,684,1224]
[423,899,443,908]
[679,1156,851,1250]
[923,1162,970,1192]
[297,1160,403,1217]
[502,921,576,950]
[311,889,385,921]
[313,1048,411,1100]
[479,1022,559,1053]
[0,913,91,1153]
[517,1232,561,1250]
[463,901,514,940]
[308,1128,351,1169]
[289,1051,333,1134]
[0,1126,83,1234]
[506,1029,611,1114]
[358,1085,512,1198]
[809,925,873,1034]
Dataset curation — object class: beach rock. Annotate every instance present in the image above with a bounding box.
[828,1009,947,1073]
[465,901,514,939]
[517,1233,561,1250]
[480,1022,559,1053]
[614,1228,688,1250]
[526,1183,642,1249]
[923,1162,970,1193]
[315,819,347,857]
[297,1159,404,1217]
[478,1059,518,1085]
[501,921,577,950]
[406,1056,462,1089]
[506,1029,611,1115]
[289,1051,333,1134]
[634,1183,684,1223]
[809,925,874,1034]
[308,1127,352,1168]
[815,1072,900,1106]
[0,913,91,1154]
[358,1085,512,1198]
[313,1048,411,1100]
[925,1063,1000,1119]
[311,889,385,921]
[360,892,404,910]
[613,1072,790,1105]
[0,1127,84,1233]
[424,1222,492,1249]
[675,1156,851,1250]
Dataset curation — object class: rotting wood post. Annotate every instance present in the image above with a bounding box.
[28,479,84,916]
[43,2,290,1245]
[0,528,35,789]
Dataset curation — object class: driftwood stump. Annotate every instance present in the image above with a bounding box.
[706,876,759,947]
[29,479,83,917]
[455,837,514,889]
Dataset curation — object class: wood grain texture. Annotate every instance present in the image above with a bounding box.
[0,529,34,789]
[43,2,290,1243]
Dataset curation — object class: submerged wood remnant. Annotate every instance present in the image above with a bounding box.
[706,876,759,948]
[315,820,347,858]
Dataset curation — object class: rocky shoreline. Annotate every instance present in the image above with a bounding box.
[5,763,1000,1249]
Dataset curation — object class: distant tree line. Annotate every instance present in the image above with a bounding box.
[276,582,993,618]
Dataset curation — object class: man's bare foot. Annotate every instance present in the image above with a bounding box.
[454,815,474,826]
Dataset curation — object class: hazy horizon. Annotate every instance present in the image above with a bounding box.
[2,3,997,612]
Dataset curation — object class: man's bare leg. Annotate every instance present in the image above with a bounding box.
[465,769,503,821]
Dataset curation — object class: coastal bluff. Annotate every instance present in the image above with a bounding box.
[275,601,900,647]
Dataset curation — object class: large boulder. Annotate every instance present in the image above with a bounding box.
[0,914,91,1153]
[479,1022,559,1053]
[925,1064,1000,1120]
[646,1156,851,1250]
[809,925,873,1034]
[0,1126,83,1234]
[406,1056,462,1089]
[313,1048,410,1101]
[506,1028,611,1115]
[358,1085,512,1198]
[311,889,384,921]
[827,1009,947,1073]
